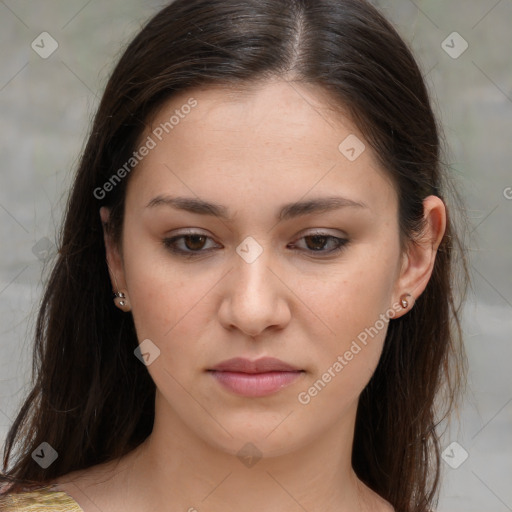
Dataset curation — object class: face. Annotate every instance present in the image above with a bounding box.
[103,79,413,458]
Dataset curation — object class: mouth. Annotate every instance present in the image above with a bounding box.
[207,357,305,397]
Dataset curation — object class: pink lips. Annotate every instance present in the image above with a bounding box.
[208,357,304,397]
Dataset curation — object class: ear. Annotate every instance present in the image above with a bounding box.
[392,195,447,319]
[100,207,128,293]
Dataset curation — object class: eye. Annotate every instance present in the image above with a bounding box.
[162,230,349,258]
[162,232,220,257]
[289,231,349,256]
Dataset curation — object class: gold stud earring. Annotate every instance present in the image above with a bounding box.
[400,293,412,309]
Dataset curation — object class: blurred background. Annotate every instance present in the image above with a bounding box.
[0,1,511,510]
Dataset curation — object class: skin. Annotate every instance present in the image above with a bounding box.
[52,79,446,512]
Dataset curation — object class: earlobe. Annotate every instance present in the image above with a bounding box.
[392,195,447,318]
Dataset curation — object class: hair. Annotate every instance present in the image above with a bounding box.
[1,1,469,511]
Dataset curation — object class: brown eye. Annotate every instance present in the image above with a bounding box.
[163,233,219,257]
[290,232,349,256]
[182,234,207,251]
[303,234,330,251]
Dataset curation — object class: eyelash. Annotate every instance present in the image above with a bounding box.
[162,231,349,258]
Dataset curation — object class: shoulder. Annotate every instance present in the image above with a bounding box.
[0,485,84,512]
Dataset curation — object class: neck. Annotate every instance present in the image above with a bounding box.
[122,392,366,512]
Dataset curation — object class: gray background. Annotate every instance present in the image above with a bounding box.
[1,1,511,510]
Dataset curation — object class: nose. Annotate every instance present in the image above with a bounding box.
[217,244,291,338]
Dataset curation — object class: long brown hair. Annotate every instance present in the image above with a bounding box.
[1,1,469,510]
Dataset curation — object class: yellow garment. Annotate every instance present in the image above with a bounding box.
[0,485,83,511]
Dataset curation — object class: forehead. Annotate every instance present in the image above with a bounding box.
[128,79,397,217]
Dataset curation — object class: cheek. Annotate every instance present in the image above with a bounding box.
[121,230,198,329]
[295,252,399,400]
[127,269,213,351]
[302,250,398,339]
[295,288,390,420]
[121,237,223,376]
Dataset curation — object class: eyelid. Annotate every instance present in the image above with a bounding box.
[294,227,347,239]
[165,228,219,243]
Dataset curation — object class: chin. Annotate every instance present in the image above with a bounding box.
[196,414,311,460]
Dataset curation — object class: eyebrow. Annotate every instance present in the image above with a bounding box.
[145,195,367,221]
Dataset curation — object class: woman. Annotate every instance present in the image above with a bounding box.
[0,0,469,511]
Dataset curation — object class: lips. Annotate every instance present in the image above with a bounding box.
[208,357,305,397]
[209,357,301,373]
